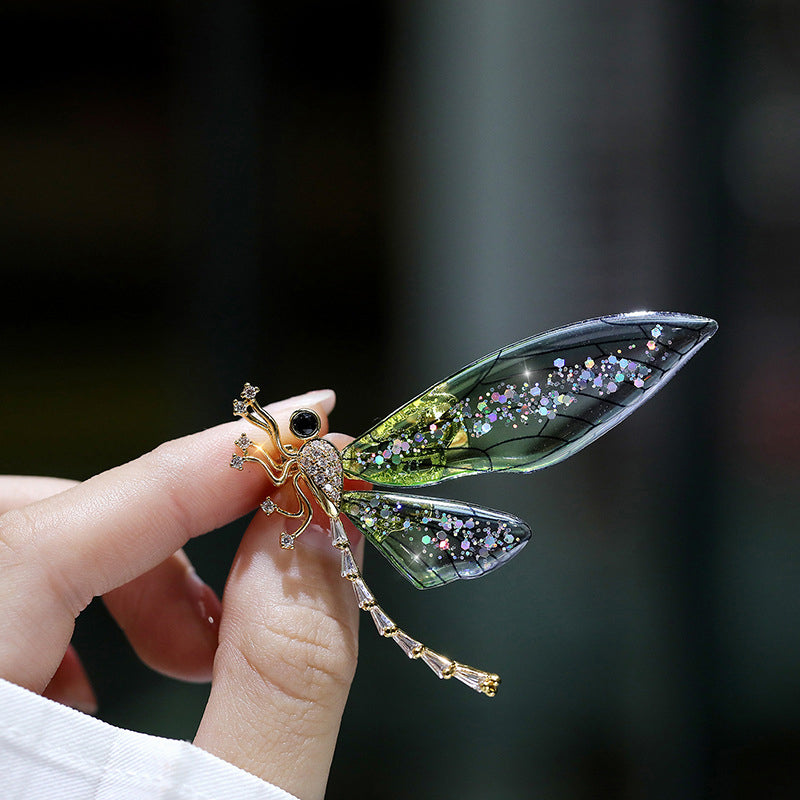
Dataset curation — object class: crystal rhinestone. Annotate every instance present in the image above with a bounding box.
[351,578,375,609]
[289,409,321,439]
[280,532,295,549]
[241,383,259,400]
[420,649,453,678]
[229,454,245,470]
[340,547,359,579]
[260,498,276,515]
[393,630,423,658]
[369,605,396,636]
[452,664,490,692]
[235,433,252,451]
[330,517,349,548]
[233,400,249,415]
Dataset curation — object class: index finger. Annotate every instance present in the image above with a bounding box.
[0,388,336,693]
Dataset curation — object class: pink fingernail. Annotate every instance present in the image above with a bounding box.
[303,389,336,414]
[73,696,99,716]
[271,389,336,415]
[186,572,222,637]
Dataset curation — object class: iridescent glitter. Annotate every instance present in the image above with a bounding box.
[462,351,655,436]
[456,334,670,438]
[345,343,658,472]
[340,491,531,589]
[342,313,716,485]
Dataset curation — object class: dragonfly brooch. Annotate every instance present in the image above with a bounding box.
[229,311,717,697]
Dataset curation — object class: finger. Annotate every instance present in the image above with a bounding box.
[194,503,364,800]
[42,644,97,714]
[0,388,336,693]
[0,477,98,711]
[103,550,221,683]
[0,475,78,513]
[323,432,353,451]
[0,473,222,684]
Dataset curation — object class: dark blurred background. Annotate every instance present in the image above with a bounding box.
[1,2,799,798]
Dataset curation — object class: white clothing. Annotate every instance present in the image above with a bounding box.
[0,678,299,800]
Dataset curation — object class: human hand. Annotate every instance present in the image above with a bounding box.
[0,389,362,800]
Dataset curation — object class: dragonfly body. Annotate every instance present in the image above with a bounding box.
[230,311,717,696]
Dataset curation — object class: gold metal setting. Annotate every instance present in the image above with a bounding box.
[231,383,500,698]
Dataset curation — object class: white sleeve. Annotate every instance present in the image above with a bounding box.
[0,678,300,800]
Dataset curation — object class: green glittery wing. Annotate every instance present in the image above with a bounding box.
[342,312,717,487]
[340,490,531,589]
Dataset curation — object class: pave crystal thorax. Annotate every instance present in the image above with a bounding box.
[298,439,343,505]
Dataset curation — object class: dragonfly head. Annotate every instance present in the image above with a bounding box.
[288,408,322,441]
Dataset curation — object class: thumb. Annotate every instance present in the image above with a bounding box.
[193,500,363,800]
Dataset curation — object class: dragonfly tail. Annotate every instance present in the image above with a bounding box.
[330,517,500,698]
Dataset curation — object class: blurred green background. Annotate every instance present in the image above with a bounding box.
[1,2,798,798]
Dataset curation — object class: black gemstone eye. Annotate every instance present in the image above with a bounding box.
[289,409,321,439]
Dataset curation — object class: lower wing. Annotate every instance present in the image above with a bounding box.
[340,490,531,589]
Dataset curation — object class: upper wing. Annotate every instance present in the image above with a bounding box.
[340,490,531,589]
[342,311,717,486]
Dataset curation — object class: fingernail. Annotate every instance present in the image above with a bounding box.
[303,389,336,415]
[71,674,99,715]
[186,571,222,639]
[73,695,99,716]
[272,389,336,415]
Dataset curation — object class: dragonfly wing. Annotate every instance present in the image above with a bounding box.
[342,311,717,486]
[340,490,531,590]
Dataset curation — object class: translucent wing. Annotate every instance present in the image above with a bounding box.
[342,311,717,486]
[340,490,531,589]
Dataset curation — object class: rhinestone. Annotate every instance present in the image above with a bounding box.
[260,498,276,515]
[280,532,295,549]
[452,664,490,692]
[369,606,396,636]
[393,630,423,658]
[330,517,349,548]
[241,383,259,400]
[351,578,375,609]
[340,548,359,579]
[230,454,245,470]
[235,433,252,451]
[233,400,249,415]
[420,649,453,678]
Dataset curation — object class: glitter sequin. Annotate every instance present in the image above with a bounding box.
[340,491,531,589]
[341,313,717,486]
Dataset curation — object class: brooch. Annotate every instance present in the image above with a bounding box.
[230,311,717,696]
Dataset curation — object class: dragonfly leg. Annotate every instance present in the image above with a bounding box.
[233,384,296,459]
[236,452,285,484]
[230,425,286,480]
[264,473,314,550]
[232,452,302,519]
[230,427,308,525]
[288,473,314,537]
